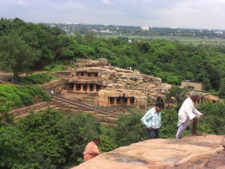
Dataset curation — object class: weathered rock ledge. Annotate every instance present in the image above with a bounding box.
[72,135,225,169]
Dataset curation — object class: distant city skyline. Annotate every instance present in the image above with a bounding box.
[1,0,225,30]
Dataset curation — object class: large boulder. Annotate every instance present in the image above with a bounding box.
[75,58,109,67]
[72,135,225,169]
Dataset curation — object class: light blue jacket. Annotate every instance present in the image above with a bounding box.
[141,107,161,129]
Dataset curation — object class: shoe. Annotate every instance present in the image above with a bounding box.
[192,131,202,136]
[176,136,182,139]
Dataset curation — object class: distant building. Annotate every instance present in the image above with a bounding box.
[140,26,149,31]
[181,80,203,91]
[100,29,112,33]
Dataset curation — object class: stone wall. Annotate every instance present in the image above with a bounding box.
[181,81,203,91]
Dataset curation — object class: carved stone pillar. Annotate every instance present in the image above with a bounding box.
[94,84,97,92]
[127,97,131,106]
[73,83,76,91]
[80,84,83,92]
[87,84,90,92]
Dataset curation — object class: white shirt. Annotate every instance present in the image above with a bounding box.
[141,107,161,129]
[177,97,202,126]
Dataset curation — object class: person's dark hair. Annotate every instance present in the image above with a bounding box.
[155,97,164,108]
[93,137,101,142]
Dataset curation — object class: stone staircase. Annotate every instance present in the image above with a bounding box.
[51,95,118,125]
[8,99,117,126]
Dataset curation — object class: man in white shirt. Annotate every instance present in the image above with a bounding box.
[176,91,203,139]
[141,97,164,139]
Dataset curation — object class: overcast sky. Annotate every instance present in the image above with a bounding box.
[1,0,225,29]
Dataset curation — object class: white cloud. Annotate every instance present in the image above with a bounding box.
[1,0,225,29]
[152,0,225,29]
[101,0,111,5]
[17,0,25,4]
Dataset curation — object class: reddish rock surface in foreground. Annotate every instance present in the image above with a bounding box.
[72,135,225,169]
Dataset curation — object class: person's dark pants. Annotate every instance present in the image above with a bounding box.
[147,128,160,139]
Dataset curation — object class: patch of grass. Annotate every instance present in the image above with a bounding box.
[0,84,50,113]
[18,73,57,84]
[97,34,225,46]
[43,62,69,72]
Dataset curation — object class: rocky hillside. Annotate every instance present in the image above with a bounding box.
[73,135,225,169]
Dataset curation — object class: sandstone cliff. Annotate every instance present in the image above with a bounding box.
[72,135,225,169]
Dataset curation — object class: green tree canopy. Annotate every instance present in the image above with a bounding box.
[0,35,38,79]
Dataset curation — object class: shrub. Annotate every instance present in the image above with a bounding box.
[113,112,148,147]
[60,113,101,166]
[0,125,40,169]
[0,84,50,125]
[16,109,66,169]
[198,102,225,134]
[43,62,68,72]
[17,73,56,84]
[160,108,178,138]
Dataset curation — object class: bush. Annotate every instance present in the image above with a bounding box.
[198,102,225,134]
[0,84,50,125]
[99,125,117,152]
[61,113,101,166]
[99,135,117,152]
[0,106,118,168]
[113,112,148,147]
[160,108,178,138]
[16,109,66,169]
[17,73,56,84]
[25,85,50,101]
[43,62,68,72]
[1,109,105,169]
[0,125,40,169]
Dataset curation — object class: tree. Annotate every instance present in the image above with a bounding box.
[0,35,38,79]
[165,86,190,110]
[113,112,148,147]
[219,78,225,98]
[199,103,225,134]
[0,126,39,169]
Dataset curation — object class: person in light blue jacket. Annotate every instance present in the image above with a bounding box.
[141,97,164,139]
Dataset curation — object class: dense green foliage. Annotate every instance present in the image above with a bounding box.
[112,109,178,144]
[0,18,225,93]
[0,84,49,113]
[0,103,224,168]
[198,103,225,134]
[0,126,39,169]
[160,108,178,138]
[17,73,57,84]
[113,102,225,144]
[113,112,148,147]
[0,109,117,169]
[43,62,68,72]
[0,18,73,78]
[0,84,49,125]
[0,35,38,79]
[0,18,224,169]
[69,35,224,92]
